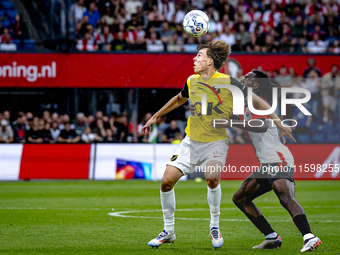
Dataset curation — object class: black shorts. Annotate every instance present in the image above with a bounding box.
[253,163,295,192]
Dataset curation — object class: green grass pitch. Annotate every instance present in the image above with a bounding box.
[0,180,339,254]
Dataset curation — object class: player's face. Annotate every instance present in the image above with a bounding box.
[241,72,259,90]
[193,49,209,74]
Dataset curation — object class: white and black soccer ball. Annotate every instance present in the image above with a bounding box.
[182,10,210,37]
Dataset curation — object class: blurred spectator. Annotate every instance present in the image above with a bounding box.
[109,113,126,142]
[103,128,116,143]
[90,111,109,129]
[27,122,43,143]
[99,25,114,50]
[0,33,17,51]
[161,120,181,143]
[71,0,87,23]
[42,122,55,143]
[3,110,10,122]
[231,36,244,51]
[263,2,281,28]
[111,31,128,51]
[214,26,235,45]
[118,8,131,24]
[92,119,107,138]
[236,23,250,45]
[13,113,26,143]
[328,41,340,54]
[11,14,28,49]
[137,112,152,142]
[291,75,308,99]
[129,36,147,50]
[278,35,292,53]
[158,0,175,18]
[309,24,326,41]
[76,32,98,51]
[83,2,101,28]
[50,121,61,142]
[59,114,75,130]
[42,111,52,123]
[159,22,173,49]
[183,37,198,52]
[306,70,321,116]
[292,15,307,38]
[0,28,11,43]
[303,58,321,78]
[321,64,340,123]
[262,35,277,53]
[275,66,293,87]
[81,127,103,143]
[166,2,184,23]
[0,120,14,143]
[245,33,258,52]
[135,23,146,38]
[102,2,117,26]
[125,0,143,16]
[58,123,80,143]
[171,132,184,144]
[167,34,183,52]
[146,32,164,51]
[307,34,327,53]
[75,112,87,136]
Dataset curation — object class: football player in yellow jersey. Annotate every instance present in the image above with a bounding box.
[142,40,294,249]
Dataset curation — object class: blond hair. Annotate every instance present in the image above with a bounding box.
[197,40,231,70]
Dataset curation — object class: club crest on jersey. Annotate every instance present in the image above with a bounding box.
[170,155,179,161]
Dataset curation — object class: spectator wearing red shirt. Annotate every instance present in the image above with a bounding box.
[263,2,282,28]
[13,113,26,143]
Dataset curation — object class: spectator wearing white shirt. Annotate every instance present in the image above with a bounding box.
[214,26,235,46]
[166,3,185,23]
[50,121,61,142]
[81,127,103,143]
[147,32,164,52]
[158,0,174,18]
[125,0,143,15]
[0,120,14,143]
[307,34,327,53]
[0,34,17,51]
[72,0,87,23]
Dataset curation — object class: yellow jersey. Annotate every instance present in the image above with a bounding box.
[181,71,247,143]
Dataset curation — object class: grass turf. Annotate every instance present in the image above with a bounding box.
[0,180,339,254]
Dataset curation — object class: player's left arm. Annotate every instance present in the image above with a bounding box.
[249,93,296,143]
[141,92,188,135]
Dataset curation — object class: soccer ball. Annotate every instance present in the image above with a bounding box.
[183,10,210,37]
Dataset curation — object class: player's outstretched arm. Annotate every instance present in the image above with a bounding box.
[141,92,188,135]
[249,93,296,144]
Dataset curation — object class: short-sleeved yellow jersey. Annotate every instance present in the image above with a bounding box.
[183,71,246,143]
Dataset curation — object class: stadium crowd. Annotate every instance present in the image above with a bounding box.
[72,0,340,53]
[0,59,339,144]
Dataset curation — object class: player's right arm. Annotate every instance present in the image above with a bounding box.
[141,91,188,135]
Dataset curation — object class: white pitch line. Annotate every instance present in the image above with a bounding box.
[108,208,340,223]
[0,207,109,211]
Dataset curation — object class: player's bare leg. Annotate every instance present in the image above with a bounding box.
[205,160,224,249]
[148,165,183,248]
[272,179,321,252]
[233,173,282,249]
